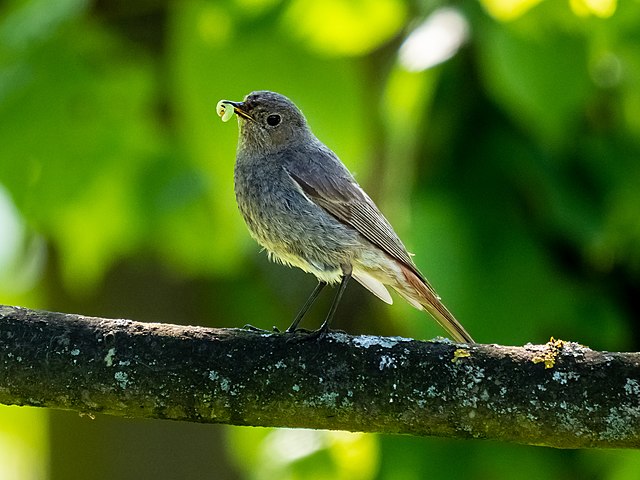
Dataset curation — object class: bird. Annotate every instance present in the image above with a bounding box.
[218,90,474,343]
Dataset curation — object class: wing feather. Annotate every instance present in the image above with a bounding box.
[284,145,425,281]
[281,144,473,343]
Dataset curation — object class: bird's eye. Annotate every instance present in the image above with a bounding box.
[266,114,281,126]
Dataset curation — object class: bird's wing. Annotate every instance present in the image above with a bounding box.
[283,145,423,280]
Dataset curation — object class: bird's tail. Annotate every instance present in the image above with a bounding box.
[398,264,474,344]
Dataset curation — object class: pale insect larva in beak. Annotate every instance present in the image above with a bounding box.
[216,100,235,122]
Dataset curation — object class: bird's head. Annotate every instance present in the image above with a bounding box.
[219,91,313,154]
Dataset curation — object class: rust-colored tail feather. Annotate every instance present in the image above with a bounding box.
[400,264,474,343]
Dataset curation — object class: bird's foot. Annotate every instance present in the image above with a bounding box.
[284,325,340,342]
[282,327,313,343]
[284,326,312,334]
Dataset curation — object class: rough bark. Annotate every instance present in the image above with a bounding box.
[0,304,639,448]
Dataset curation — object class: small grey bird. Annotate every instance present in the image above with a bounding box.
[219,91,474,343]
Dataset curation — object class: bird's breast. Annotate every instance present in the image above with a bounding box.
[233,154,361,275]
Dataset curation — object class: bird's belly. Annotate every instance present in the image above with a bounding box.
[235,168,360,282]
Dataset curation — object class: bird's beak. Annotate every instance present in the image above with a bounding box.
[219,100,254,122]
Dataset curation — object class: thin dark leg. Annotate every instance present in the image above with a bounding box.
[311,267,352,338]
[285,281,327,333]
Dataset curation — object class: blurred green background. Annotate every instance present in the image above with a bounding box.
[1,0,640,478]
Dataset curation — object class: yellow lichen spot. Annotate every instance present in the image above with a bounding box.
[532,354,556,369]
[452,348,471,363]
[532,337,567,369]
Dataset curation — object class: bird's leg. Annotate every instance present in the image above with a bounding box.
[285,281,327,333]
[307,265,352,340]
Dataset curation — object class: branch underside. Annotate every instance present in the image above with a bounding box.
[0,305,639,449]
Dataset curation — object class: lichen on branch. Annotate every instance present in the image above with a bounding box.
[0,305,639,449]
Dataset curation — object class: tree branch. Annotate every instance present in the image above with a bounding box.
[1,304,639,448]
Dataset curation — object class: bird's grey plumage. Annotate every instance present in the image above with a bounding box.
[223,90,474,343]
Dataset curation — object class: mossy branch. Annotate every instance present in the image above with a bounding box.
[1,304,639,448]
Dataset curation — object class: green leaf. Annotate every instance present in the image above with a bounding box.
[477,16,592,149]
